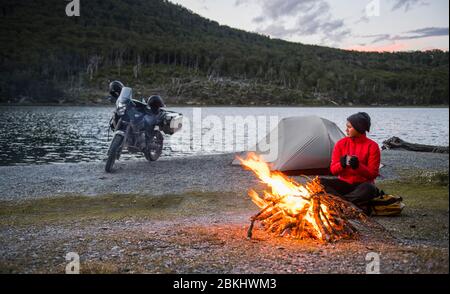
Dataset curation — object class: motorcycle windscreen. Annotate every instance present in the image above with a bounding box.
[116,87,133,107]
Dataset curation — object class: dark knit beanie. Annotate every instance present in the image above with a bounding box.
[347,112,371,134]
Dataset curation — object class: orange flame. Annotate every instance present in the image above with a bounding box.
[238,152,330,239]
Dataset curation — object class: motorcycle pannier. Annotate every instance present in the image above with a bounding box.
[162,112,183,135]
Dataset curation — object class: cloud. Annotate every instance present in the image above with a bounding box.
[360,34,392,44]
[355,0,429,25]
[234,0,248,6]
[259,0,317,20]
[236,0,444,49]
[258,24,298,38]
[243,0,351,44]
[397,27,449,39]
[252,16,265,24]
[360,27,449,44]
[391,0,429,12]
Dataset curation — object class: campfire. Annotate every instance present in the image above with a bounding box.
[238,153,374,243]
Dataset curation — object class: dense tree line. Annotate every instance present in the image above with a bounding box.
[0,0,448,105]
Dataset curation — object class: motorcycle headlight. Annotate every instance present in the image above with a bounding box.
[116,101,127,115]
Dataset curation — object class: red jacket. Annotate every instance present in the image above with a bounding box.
[330,134,381,184]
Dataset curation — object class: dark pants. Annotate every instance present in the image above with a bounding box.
[319,177,379,212]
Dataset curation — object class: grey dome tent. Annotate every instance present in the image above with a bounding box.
[232,116,345,175]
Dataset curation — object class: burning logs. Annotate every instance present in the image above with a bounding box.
[239,153,375,243]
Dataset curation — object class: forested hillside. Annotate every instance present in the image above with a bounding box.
[1,0,448,105]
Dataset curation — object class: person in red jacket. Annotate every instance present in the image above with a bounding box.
[320,112,380,214]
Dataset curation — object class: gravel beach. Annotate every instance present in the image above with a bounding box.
[0,150,448,274]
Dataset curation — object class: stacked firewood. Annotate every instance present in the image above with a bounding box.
[247,177,374,243]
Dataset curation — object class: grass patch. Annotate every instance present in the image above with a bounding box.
[376,179,449,244]
[0,191,254,226]
[378,179,449,211]
[393,169,449,187]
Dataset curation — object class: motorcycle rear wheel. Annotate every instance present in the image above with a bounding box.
[105,135,123,172]
[145,131,163,162]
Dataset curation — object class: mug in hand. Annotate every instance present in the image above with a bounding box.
[346,155,354,166]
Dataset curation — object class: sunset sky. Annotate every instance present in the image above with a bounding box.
[169,0,449,52]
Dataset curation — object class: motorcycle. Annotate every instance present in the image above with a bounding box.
[105,87,183,173]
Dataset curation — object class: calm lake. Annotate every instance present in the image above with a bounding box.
[0,106,448,166]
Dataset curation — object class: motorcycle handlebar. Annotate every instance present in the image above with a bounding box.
[105,96,116,103]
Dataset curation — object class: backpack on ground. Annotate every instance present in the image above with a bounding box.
[370,191,405,216]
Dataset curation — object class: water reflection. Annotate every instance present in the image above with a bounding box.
[0,106,448,166]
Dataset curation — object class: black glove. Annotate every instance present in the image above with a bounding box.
[349,156,359,170]
[340,155,347,169]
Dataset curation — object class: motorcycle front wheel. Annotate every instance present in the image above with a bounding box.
[105,134,123,172]
[145,131,163,162]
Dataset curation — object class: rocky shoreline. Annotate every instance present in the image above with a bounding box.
[0,150,448,201]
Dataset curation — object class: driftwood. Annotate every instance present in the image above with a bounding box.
[382,136,449,154]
